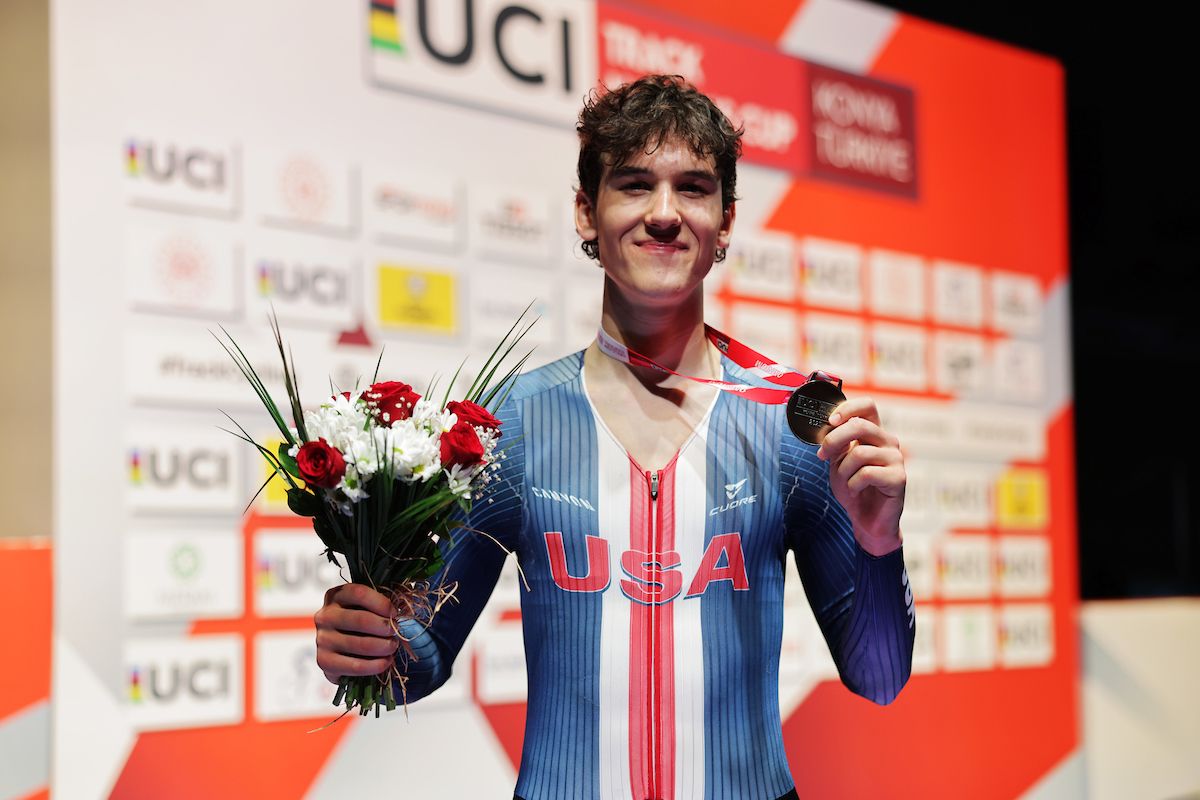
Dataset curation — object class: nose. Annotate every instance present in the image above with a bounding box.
[644,184,682,233]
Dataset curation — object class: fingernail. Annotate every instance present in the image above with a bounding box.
[829,412,841,424]
[816,447,825,461]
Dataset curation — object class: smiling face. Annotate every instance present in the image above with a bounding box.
[575,135,735,309]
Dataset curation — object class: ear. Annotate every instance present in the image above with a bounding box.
[717,201,736,251]
[575,190,598,243]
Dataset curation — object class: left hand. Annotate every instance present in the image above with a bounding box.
[816,396,906,556]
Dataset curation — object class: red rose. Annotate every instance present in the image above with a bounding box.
[440,420,486,467]
[296,438,346,489]
[364,381,421,425]
[447,400,501,435]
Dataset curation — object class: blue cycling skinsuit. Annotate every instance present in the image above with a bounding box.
[399,351,916,800]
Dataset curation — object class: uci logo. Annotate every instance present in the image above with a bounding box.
[128,660,231,703]
[129,448,229,489]
[256,553,339,592]
[256,261,348,305]
[126,140,226,191]
[404,0,575,92]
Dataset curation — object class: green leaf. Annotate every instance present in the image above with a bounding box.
[276,443,300,478]
[287,488,322,518]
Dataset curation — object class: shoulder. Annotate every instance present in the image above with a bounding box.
[505,350,585,404]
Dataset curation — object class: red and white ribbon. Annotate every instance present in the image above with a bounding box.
[595,325,841,405]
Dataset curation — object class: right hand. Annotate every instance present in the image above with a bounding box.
[314,584,400,685]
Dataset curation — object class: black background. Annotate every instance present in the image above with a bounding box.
[873,3,1198,597]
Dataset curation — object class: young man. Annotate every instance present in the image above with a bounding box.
[315,75,914,800]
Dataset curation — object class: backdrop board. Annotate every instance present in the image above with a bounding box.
[52,1,1076,797]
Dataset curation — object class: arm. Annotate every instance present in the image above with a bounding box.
[315,399,525,701]
[783,398,915,705]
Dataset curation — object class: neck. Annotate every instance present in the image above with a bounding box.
[597,277,715,379]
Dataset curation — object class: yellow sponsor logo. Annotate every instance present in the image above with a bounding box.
[378,264,456,334]
[996,469,1048,529]
[259,438,291,511]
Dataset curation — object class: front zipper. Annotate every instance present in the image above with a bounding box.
[646,468,662,800]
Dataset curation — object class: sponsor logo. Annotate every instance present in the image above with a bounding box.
[257,261,346,304]
[531,485,595,511]
[998,604,1054,667]
[369,0,592,126]
[990,271,1043,335]
[997,535,1052,598]
[933,332,988,395]
[996,468,1048,529]
[124,228,239,317]
[125,137,236,214]
[254,529,345,617]
[932,261,985,328]
[279,156,331,222]
[471,185,552,263]
[252,150,353,232]
[868,249,926,320]
[121,532,243,627]
[991,340,1045,404]
[254,630,341,721]
[124,636,243,730]
[365,168,462,249]
[127,140,226,189]
[126,428,243,514]
[807,64,917,196]
[869,323,927,391]
[941,605,996,672]
[709,478,757,516]
[377,264,457,335]
[724,236,792,302]
[801,238,863,312]
[804,314,865,383]
[938,535,993,599]
[933,464,994,528]
[543,531,750,602]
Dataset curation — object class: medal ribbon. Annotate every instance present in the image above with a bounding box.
[595,325,841,405]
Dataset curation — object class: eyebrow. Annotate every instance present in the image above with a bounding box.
[607,165,719,183]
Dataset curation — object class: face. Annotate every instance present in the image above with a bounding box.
[575,135,735,307]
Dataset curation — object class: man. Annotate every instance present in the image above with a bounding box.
[315,74,914,800]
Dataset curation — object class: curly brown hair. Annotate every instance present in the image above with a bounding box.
[576,74,743,260]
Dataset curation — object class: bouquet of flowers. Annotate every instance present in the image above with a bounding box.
[216,314,531,717]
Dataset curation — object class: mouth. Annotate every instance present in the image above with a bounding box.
[636,240,687,253]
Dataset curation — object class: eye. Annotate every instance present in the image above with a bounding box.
[679,182,712,196]
[620,180,651,193]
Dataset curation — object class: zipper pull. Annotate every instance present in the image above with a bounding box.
[650,470,660,501]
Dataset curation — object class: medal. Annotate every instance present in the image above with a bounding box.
[786,372,846,445]
[596,325,846,444]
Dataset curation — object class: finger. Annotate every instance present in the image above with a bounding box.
[818,418,896,461]
[328,583,396,617]
[316,627,400,659]
[835,444,902,481]
[316,606,397,638]
[846,464,907,497]
[827,396,882,427]
[316,649,395,681]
